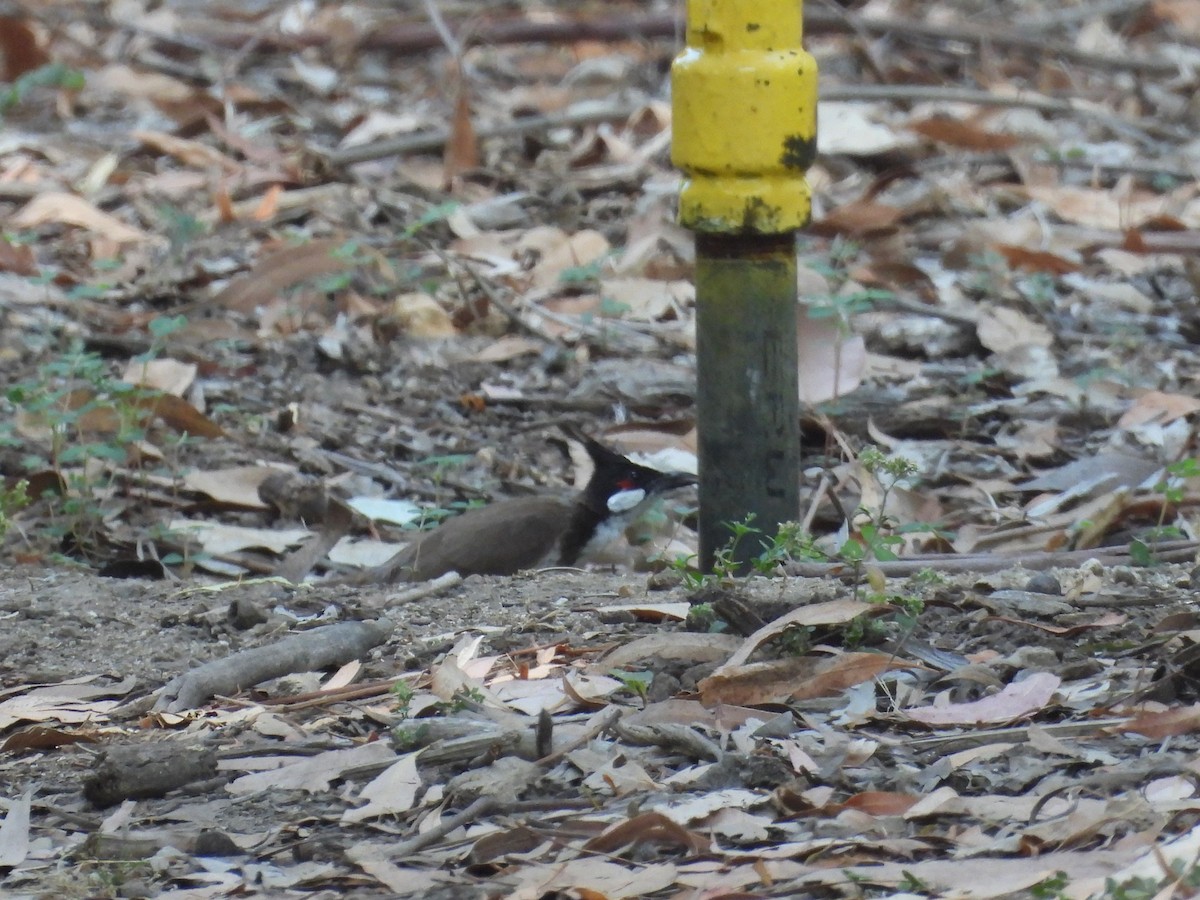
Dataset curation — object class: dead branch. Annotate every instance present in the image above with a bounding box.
[155,618,395,712]
[169,7,1170,79]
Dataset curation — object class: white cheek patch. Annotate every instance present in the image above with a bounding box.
[607,488,646,513]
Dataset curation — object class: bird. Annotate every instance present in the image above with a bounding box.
[356,434,697,583]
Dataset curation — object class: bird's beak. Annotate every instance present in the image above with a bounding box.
[652,471,699,493]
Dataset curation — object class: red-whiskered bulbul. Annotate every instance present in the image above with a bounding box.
[361,435,696,582]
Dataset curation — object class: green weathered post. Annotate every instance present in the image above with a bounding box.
[671,0,818,569]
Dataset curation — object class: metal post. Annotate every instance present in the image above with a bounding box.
[672,0,818,570]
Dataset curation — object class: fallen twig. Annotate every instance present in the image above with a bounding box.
[155,618,395,712]
[784,540,1200,578]
[323,103,643,167]
[172,7,1170,79]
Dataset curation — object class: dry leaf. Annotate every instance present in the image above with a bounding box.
[147,393,225,438]
[814,200,904,238]
[0,789,31,868]
[594,633,741,673]
[908,117,1021,151]
[598,277,693,320]
[167,520,311,556]
[798,312,866,403]
[1118,390,1200,428]
[0,238,37,275]
[906,672,1060,725]
[444,65,479,184]
[213,238,356,313]
[134,130,241,172]
[700,651,912,707]
[719,599,875,670]
[11,192,150,244]
[182,466,288,508]
[976,305,1054,353]
[993,244,1081,274]
[226,741,397,796]
[252,183,284,222]
[386,292,456,339]
[120,358,197,396]
[1112,704,1200,739]
[818,102,914,155]
[0,17,48,81]
[583,811,711,855]
[341,753,421,823]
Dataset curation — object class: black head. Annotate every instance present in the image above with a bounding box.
[577,435,697,515]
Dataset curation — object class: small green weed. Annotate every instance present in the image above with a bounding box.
[610,669,652,703]
[1101,857,1200,900]
[684,600,717,632]
[403,201,460,238]
[0,479,29,543]
[0,63,84,116]
[391,680,416,719]
[674,446,936,646]
[3,316,190,559]
[408,453,484,530]
[155,202,206,254]
[1028,871,1070,899]
[438,686,485,714]
[1130,456,1200,566]
[559,256,608,286]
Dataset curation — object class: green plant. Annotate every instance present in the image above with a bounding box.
[840,446,919,584]
[671,448,935,646]
[805,235,861,275]
[408,453,483,531]
[896,870,930,893]
[1131,457,1199,566]
[959,366,1003,387]
[436,686,485,715]
[404,201,460,238]
[0,63,84,116]
[6,344,142,550]
[807,286,893,333]
[391,680,416,719]
[750,520,825,574]
[962,250,1008,295]
[669,553,709,591]
[776,625,810,657]
[3,317,190,558]
[392,722,431,750]
[597,295,631,318]
[828,447,936,643]
[668,514,772,590]
[0,479,29,542]
[558,256,607,286]
[610,669,652,703]
[910,567,944,587]
[1101,857,1200,900]
[684,600,717,632]
[712,514,764,575]
[155,202,206,253]
[1017,272,1058,308]
[146,519,209,571]
[1028,871,1070,899]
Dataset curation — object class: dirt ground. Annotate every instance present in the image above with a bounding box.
[4,554,1200,898]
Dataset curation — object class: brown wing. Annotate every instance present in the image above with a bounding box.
[372,497,573,582]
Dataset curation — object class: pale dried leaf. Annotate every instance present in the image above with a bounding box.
[342,753,421,823]
[12,192,150,243]
[906,672,1060,725]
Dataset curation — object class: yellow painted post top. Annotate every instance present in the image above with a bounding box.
[671,0,818,234]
